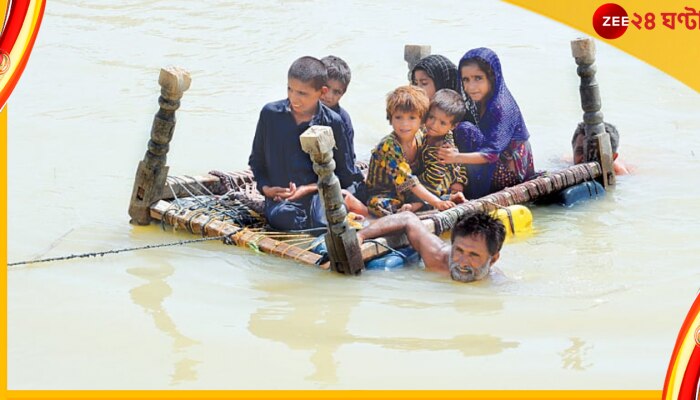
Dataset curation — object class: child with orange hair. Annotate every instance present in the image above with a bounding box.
[365,85,457,216]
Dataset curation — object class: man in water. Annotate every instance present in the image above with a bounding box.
[357,211,505,282]
[572,122,631,175]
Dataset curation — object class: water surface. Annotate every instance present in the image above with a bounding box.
[7,0,700,389]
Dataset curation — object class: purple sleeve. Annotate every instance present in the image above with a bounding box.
[454,121,484,153]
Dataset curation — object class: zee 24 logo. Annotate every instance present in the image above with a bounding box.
[592,2,700,39]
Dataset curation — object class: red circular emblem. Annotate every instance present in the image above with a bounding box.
[592,3,629,39]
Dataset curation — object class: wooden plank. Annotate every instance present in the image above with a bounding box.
[356,162,603,262]
[161,174,222,200]
[404,44,431,72]
[150,162,602,269]
[150,200,323,267]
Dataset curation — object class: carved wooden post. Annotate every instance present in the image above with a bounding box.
[129,67,191,225]
[300,126,363,275]
[404,44,431,75]
[571,38,615,187]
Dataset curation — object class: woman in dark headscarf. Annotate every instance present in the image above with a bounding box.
[439,48,535,198]
[410,54,461,100]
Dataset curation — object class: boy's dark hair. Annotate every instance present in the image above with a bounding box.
[288,56,328,91]
[385,85,430,121]
[572,122,620,153]
[321,55,351,90]
[429,89,467,124]
[451,211,506,256]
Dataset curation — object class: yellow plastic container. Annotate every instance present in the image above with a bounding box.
[493,205,533,240]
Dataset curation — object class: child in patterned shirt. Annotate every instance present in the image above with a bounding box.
[419,89,468,203]
[365,85,458,216]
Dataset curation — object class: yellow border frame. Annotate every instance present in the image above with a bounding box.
[4,0,698,398]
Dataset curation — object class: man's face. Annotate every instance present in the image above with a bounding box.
[449,233,499,282]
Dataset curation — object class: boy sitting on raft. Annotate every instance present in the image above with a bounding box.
[248,56,364,231]
[320,55,369,216]
[365,85,458,216]
[419,89,468,204]
[320,56,356,153]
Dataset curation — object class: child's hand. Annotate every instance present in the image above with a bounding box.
[449,191,466,204]
[432,200,456,211]
[262,182,299,201]
[286,183,317,201]
[262,185,287,201]
[437,145,459,164]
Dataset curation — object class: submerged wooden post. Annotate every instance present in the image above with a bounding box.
[300,126,364,275]
[404,44,431,74]
[129,67,191,225]
[571,38,615,188]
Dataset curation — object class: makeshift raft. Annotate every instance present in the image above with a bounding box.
[145,161,602,271]
[129,38,616,275]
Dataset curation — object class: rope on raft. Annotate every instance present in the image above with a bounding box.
[206,162,370,216]
[161,195,266,236]
[152,185,323,265]
[428,162,601,235]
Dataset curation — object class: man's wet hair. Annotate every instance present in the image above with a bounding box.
[451,211,506,256]
[429,89,467,125]
[572,122,620,153]
[288,56,328,91]
[321,55,351,90]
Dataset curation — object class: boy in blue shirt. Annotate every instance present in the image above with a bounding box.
[320,56,355,156]
[248,56,364,231]
[320,55,368,214]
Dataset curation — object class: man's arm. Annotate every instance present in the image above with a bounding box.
[357,212,449,270]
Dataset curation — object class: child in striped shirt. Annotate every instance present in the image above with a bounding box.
[419,89,468,203]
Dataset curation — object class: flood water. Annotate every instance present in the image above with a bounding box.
[7,0,700,390]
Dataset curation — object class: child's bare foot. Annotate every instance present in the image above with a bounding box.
[399,203,414,213]
[342,189,369,218]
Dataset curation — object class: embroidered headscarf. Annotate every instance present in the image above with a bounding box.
[455,48,531,198]
[410,55,461,94]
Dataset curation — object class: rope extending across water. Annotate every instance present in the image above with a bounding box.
[7,235,231,268]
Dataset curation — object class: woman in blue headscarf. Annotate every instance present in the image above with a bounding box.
[438,48,535,199]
